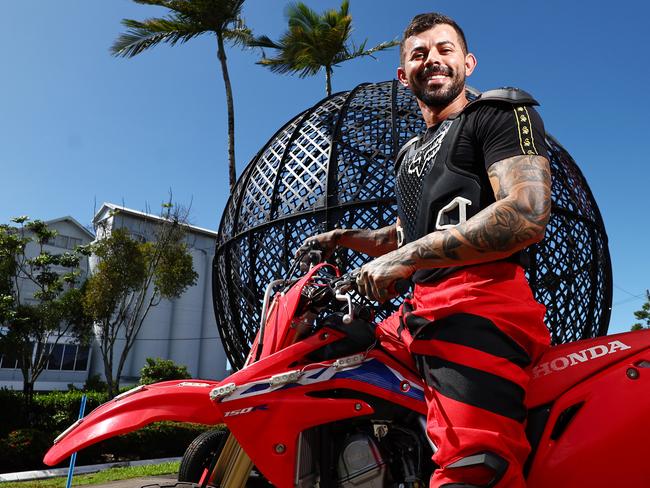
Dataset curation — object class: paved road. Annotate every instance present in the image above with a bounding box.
[88,475,179,488]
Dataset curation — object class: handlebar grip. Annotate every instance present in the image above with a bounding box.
[339,269,411,296]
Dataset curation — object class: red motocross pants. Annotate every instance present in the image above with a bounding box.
[375,262,550,488]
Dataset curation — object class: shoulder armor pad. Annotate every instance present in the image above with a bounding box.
[394,134,422,172]
[473,87,539,106]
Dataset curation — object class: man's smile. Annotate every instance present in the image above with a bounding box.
[419,65,453,85]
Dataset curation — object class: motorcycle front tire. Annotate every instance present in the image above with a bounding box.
[178,428,271,487]
[178,429,228,483]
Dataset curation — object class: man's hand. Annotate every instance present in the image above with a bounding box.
[295,224,400,267]
[295,229,341,260]
[356,249,415,302]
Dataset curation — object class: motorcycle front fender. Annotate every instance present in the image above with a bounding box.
[43,380,224,466]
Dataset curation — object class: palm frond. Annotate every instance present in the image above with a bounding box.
[322,0,350,29]
[252,0,395,90]
[111,16,207,57]
[247,34,283,50]
[255,39,321,78]
[339,0,349,17]
[223,25,253,47]
[133,0,246,30]
[132,0,195,16]
[338,38,399,63]
[254,54,289,73]
[285,2,321,32]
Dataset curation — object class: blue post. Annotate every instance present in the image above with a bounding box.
[65,394,87,488]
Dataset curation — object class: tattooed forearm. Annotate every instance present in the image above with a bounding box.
[337,224,398,257]
[410,232,461,262]
[399,155,551,269]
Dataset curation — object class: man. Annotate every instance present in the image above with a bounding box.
[300,12,551,488]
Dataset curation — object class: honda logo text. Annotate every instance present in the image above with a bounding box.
[532,340,631,378]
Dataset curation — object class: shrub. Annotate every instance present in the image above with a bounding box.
[32,390,107,432]
[90,422,215,463]
[0,390,216,472]
[0,428,53,472]
[0,389,25,436]
[84,374,108,392]
[139,357,191,385]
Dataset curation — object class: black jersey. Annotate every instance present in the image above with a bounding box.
[394,89,549,284]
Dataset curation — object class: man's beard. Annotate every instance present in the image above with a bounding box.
[411,65,465,108]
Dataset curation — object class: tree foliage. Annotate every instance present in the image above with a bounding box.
[111,0,252,191]
[83,205,198,398]
[631,290,650,331]
[139,357,191,385]
[249,0,398,96]
[0,217,92,402]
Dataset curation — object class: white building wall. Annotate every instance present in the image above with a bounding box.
[2,210,229,391]
[88,204,228,386]
[0,217,94,391]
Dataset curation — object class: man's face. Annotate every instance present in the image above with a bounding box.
[398,24,476,108]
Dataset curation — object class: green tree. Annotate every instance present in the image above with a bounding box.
[631,290,650,331]
[83,206,198,398]
[139,357,191,385]
[250,0,397,96]
[0,217,92,403]
[111,0,252,191]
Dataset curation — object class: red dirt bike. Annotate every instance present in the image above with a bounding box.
[44,258,650,487]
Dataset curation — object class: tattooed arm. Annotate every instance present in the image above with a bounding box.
[296,223,399,260]
[334,224,399,257]
[356,155,551,301]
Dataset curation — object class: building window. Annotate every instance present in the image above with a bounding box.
[61,345,77,370]
[75,346,89,371]
[0,343,90,371]
[46,343,89,371]
[47,234,84,250]
[0,349,21,369]
[47,343,64,370]
[68,237,82,249]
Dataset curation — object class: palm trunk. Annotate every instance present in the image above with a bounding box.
[216,31,237,191]
[325,65,332,97]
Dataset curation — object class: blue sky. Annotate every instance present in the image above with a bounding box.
[0,0,648,334]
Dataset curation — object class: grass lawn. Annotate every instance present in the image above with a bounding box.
[1,461,180,488]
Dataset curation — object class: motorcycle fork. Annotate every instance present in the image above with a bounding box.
[207,433,253,488]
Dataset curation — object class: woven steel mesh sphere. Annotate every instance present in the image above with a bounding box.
[213,81,612,370]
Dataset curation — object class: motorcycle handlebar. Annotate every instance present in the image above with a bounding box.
[294,241,412,298]
[334,268,412,297]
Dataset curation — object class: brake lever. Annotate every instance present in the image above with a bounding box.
[335,290,354,324]
[332,269,361,324]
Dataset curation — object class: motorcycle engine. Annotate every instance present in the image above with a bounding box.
[337,433,387,487]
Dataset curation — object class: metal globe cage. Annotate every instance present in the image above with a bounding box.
[213,81,612,370]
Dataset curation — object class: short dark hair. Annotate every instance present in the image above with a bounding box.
[400,13,468,64]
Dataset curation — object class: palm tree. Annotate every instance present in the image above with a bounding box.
[249,0,398,97]
[111,0,252,191]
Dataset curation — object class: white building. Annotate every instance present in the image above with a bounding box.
[0,216,95,390]
[88,203,227,385]
[0,206,228,390]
